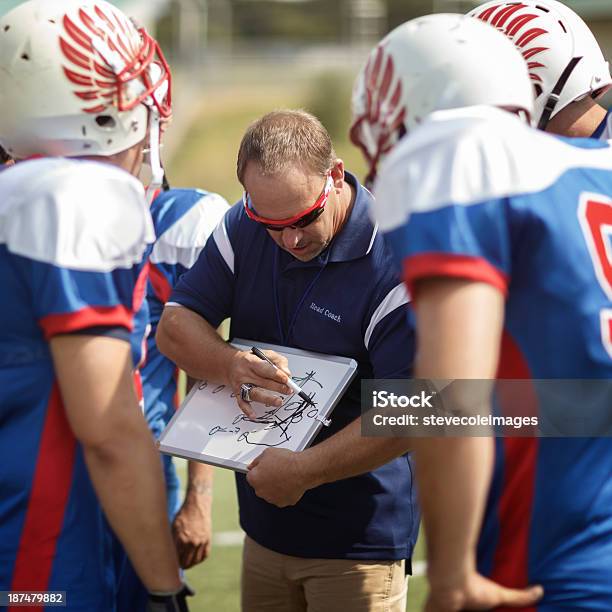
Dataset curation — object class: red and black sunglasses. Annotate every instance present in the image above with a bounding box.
[243,174,334,231]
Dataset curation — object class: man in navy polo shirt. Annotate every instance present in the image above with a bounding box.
[157,109,418,612]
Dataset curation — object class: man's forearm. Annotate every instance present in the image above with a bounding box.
[414,437,494,583]
[411,279,503,586]
[51,335,182,593]
[185,460,214,503]
[84,429,182,591]
[157,305,237,382]
[301,417,412,488]
[246,416,412,508]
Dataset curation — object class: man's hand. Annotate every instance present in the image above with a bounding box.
[228,350,293,418]
[425,570,543,611]
[247,448,315,507]
[173,461,213,569]
[172,499,212,569]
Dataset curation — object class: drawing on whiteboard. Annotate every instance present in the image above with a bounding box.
[208,370,324,447]
[158,340,358,472]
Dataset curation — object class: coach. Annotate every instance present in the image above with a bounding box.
[156,110,418,612]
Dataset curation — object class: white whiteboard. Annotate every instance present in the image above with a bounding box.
[158,339,358,472]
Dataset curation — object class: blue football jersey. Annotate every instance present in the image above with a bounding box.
[142,188,229,437]
[593,108,612,141]
[0,158,154,611]
[372,106,612,609]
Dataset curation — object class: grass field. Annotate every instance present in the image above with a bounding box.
[166,74,428,611]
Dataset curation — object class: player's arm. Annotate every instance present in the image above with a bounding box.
[50,334,182,594]
[411,278,542,611]
[172,376,214,568]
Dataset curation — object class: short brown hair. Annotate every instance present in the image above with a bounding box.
[237,109,336,184]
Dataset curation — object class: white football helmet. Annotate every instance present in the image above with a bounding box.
[0,0,172,184]
[350,13,534,186]
[469,0,612,129]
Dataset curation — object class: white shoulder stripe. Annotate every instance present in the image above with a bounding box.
[150,193,230,268]
[364,283,410,349]
[0,158,153,271]
[212,215,234,274]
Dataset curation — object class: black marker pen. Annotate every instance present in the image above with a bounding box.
[251,346,316,407]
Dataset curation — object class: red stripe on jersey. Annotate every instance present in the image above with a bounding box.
[10,385,77,605]
[149,262,173,304]
[490,332,538,612]
[133,261,150,312]
[39,304,133,339]
[603,310,612,359]
[403,253,508,297]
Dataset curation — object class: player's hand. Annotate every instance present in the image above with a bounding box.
[228,350,292,418]
[147,583,194,612]
[425,570,543,611]
[247,448,312,507]
[172,499,212,569]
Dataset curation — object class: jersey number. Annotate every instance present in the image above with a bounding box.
[578,195,612,359]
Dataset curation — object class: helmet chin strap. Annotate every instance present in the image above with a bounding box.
[145,111,163,203]
[538,56,583,130]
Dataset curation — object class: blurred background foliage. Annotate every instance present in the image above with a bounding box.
[166,68,364,203]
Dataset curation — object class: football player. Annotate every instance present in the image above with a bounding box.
[115,182,230,611]
[146,184,229,544]
[353,13,612,611]
[470,0,612,138]
[0,1,189,610]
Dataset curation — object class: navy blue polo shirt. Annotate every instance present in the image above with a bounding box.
[170,172,419,560]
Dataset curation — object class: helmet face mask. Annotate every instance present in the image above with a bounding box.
[469,0,612,130]
[349,14,534,185]
[0,0,172,162]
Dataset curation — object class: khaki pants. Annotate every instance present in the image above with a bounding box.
[241,536,408,612]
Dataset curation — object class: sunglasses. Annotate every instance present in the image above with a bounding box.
[243,174,333,231]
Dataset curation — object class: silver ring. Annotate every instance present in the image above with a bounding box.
[240,383,255,403]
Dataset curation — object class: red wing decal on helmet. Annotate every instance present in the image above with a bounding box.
[490,3,526,28]
[478,6,497,21]
[506,13,539,37]
[516,27,547,47]
[362,44,406,152]
[59,4,141,114]
[522,46,548,60]
[475,4,549,88]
